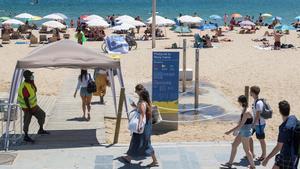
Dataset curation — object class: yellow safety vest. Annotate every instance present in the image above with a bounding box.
[17,82,37,109]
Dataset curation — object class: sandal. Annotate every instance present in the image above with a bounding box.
[146,161,159,167]
[248,165,256,169]
[255,156,265,161]
[221,162,232,168]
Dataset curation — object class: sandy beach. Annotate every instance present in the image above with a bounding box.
[1,26,300,143]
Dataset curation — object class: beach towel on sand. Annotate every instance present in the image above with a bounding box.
[105,35,129,54]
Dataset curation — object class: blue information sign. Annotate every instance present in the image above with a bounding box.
[152,52,179,102]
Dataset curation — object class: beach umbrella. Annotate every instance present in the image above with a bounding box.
[239,20,255,26]
[210,15,222,20]
[231,13,242,18]
[116,15,135,22]
[2,19,24,25]
[198,24,217,31]
[0,17,10,21]
[111,23,135,31]
[164,19,176,25]
[15,13,34,20]
[261,13,272,18]
[147,15,166,21]
[174,26,191,33]
[274,24,296,31]
[30,16,42,21]
[86,19,110,27]
[295,16,300,20]
[42,20,66,29]
[117,20,145,27]
[178,15,203,24]
[43,14,64,20]
[84,14,104,21]
[53,13,68,20]
[80,15,88,20]
[272,16,282,21]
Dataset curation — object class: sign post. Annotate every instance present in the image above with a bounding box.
[182,39,187,92]
[152,51,179,130]
[152,0,156,49]
[195,49,199,109]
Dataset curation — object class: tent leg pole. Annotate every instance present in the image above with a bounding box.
[113,87,125,144]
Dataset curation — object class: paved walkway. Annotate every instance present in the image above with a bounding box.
[1,142,277,169]
[9,70,106,150]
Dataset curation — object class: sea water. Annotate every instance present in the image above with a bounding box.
[0,0,299,24]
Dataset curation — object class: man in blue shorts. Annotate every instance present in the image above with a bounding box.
[250,86,267,161]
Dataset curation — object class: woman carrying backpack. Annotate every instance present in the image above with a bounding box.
[74,69,93,121]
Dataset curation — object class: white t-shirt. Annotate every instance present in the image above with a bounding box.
[76,73,93,90]
[252,99,266,125]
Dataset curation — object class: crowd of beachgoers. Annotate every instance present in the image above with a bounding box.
[1,12,300,50]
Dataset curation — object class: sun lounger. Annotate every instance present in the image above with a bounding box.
[194,34,204,48]
[29,36,39,47]
[39,35,48,44]
[11,31,21,39]
[48,37,57,43]
[63,34,70,39]
[39,26,49,34]
[1,34,10,44]
[177,34,194,37]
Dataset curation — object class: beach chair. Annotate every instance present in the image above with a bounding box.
[39,35,48,44]
[1,34,10,44]
[48,37,57,43]
[11,31,20,39]
[39,26,48,34]
[63,34,70,39]
[29,36,39,47]
[60,28,67,33]
[194,33,204,48]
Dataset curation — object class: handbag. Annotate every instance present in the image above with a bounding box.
[128,110,146,134]
[87,74,97,93]
[152,105,162,124]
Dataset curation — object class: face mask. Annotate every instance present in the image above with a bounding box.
[30,75,34,81]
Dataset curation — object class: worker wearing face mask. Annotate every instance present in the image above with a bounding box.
[17,70,50,143]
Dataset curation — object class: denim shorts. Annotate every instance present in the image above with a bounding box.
[80,87,92,97]
[239,124,252,138]
[254,124,266,139]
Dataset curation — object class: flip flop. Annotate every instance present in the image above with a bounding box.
[255,156,265,161]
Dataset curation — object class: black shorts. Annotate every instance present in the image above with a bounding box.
[251,124,266,140]
[275,154,299,169]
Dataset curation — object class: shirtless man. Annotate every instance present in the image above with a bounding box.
[274,31,283,50]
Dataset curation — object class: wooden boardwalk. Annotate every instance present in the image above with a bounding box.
[10,70,109,150]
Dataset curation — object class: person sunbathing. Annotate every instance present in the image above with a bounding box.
[220,38,233,42]
[215,28,224,37]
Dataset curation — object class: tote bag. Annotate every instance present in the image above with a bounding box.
[128,110,146,134]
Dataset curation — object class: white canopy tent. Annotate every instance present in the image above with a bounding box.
[4,40,127,150]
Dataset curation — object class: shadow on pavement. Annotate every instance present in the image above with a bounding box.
[115,157,150,169]
[66,117,87,122]
[9,129,102,150]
